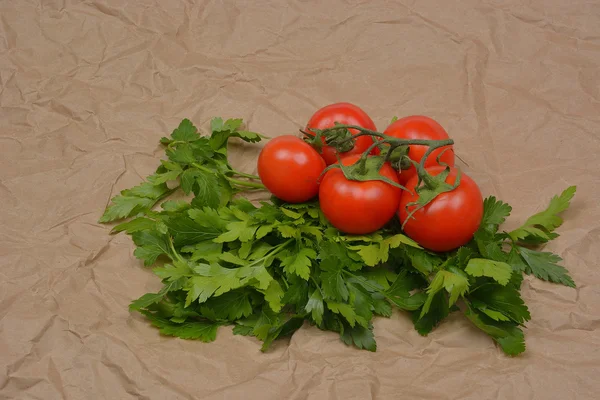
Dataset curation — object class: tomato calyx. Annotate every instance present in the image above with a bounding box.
[321,154,409,191]
[300,128,325,153]
[380,145,411,171]
[402,163,462,229]
[301,122,356,154]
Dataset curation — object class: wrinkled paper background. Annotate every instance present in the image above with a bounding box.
[2,1,600,399]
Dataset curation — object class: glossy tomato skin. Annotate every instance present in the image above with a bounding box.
[306,102,379,165]
[384,116,455,186]
[398,166,483,252]
[258,135,326,203]
[319,154,402,234]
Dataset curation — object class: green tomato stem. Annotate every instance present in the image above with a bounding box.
[321,124,454,153]
[361,139,385,159]
[319,124,454,187]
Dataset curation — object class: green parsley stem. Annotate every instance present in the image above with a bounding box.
[310,276,324,296]
[247,239,294,267]
[167,235,185,263]
[192,163,216,173]
[232,170,261,180]
[192,162,266,189]
[226,177,266,189]
[342,270,383,293]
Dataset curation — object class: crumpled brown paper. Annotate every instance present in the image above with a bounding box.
[2,0,600,399]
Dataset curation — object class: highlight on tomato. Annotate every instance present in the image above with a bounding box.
[257,135,326,203]
[384,116,455,186]
[398,166,483,252]
[319,154,402,235]
[305,102,379,165]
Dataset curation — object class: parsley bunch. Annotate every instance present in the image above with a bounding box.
[100,118,576,355]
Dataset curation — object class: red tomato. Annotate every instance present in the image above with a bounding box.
[258,135,326,203]
[398,166,483,252]
[319,154,402,234]
[306,102,379,165]
[383,116,455,186]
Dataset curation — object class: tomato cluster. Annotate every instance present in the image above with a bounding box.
[257,102,484,252]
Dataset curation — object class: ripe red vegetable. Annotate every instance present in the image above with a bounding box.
[258,135,326,203]
[384,116,455,185]
[398,166,483,252]
[306,102,379,165]
[319,154,402,234]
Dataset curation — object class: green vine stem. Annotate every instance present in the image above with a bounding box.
[314,124,462,228]
[232,170,261,180]
[316,124,454,188]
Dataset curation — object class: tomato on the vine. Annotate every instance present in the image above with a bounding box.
[384,116,455,185]
[398,166,483,252]
[258,135,326,203]
[306,102,379,165]
[319,154,402,234]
